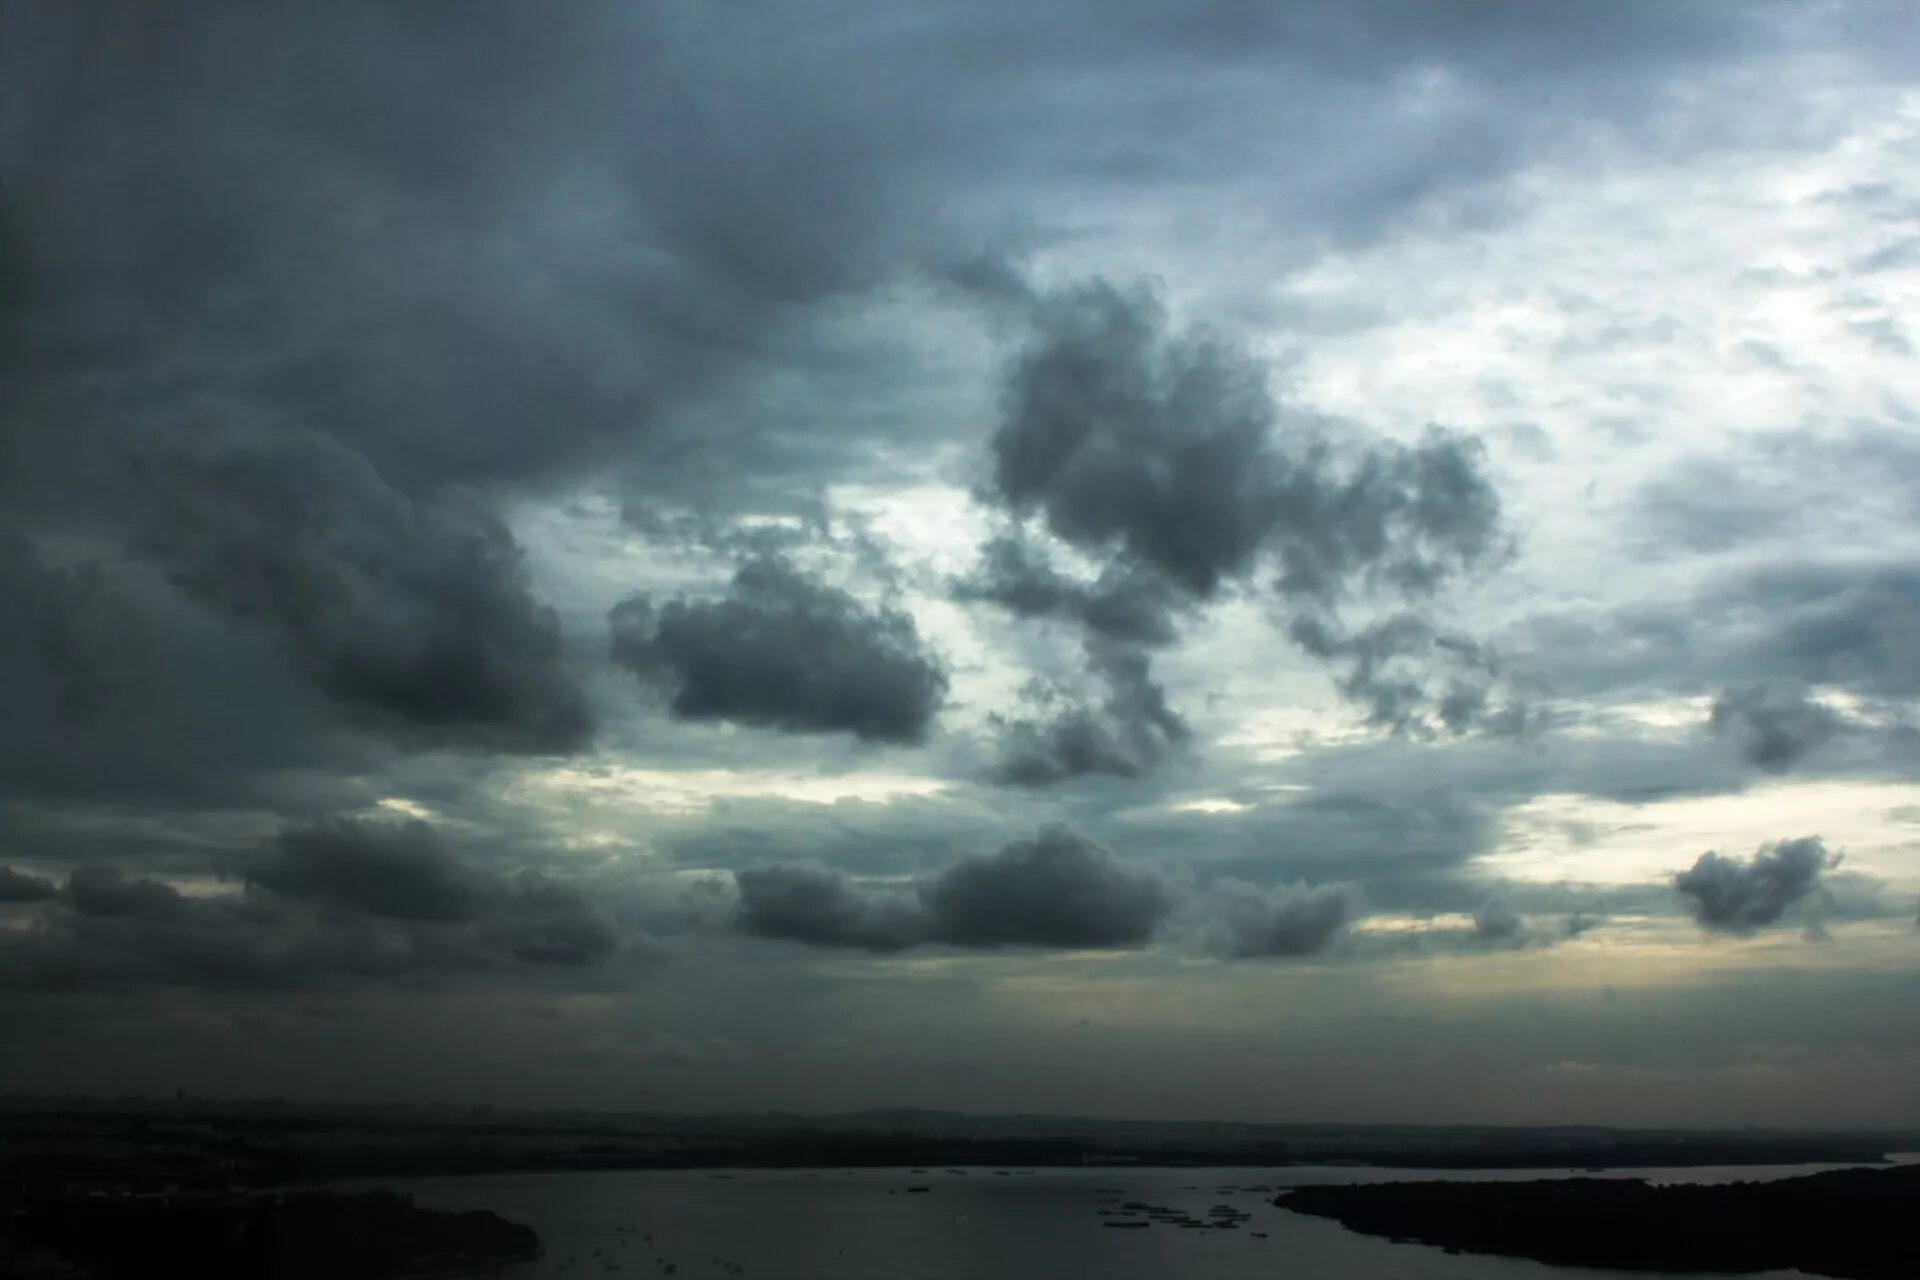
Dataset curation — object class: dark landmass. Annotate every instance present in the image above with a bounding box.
[0,1188,539,1279]
[0,1097,1905,1187]
[1276,1163,1920,1279]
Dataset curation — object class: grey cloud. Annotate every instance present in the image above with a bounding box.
[734,864,927,953]
[920,827,1172,949]
[967,277,1507,765]
[1171,786,1501,902]
[987,281,1504,602]
[1291,612,1530,738]
[1519,560,1920,710]
[1271,427,1506,604]
[64,864,186,918]
[146,424,591,753]
[0,865,57,902]
[9,0,1764,552]
[0,527,352,807]
[662,792,1017,880]
[1674,836,1837,934]
[1724,565,1920,700]
[1563,912,1606,938]
[733,828,1172,951]
[485,872,621,967]
[988,280,1277,597]
[2,866,385,992]
[0,532,125,731]
[0,3,937,502]
[954,535,1182,647]
[1200,880,1357,959]
[1631,428,1920,558]
[252,817,617,965]
[252,818,493,924]
[992,639,1189,786]
[0,827,621,993]
[1851,316,1914,356]
[611,553,948,743]
[1709,683,1845,771]
[1472,898,1528,944]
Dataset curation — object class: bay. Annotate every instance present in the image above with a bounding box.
[387,1162,1876,1279]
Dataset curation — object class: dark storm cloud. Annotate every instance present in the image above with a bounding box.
[963,277,1509,767]
[920,827,1172,948]
[733,828,1171,951]
[1198,880,1357,959]
[1,0,967,809]
[1709,683,1845,772]
[250,816,616,964]
[0,531,120,729]
[483,872,621,967]
[0,0,1821,812]
[0,865,57,902]
[0,524,356,807]
[63,864,185,918]
[6,0,1767,555]
[987,281,1505,602]
[0,865,405,992]
[954,535,1182,647]
[734,864,926,953]
[0,2,943,502]
[1674,836,1837,934]
[252,818,491,923]
[145,423,592,753]
[992,640,1189,786]
[611,553,948,743]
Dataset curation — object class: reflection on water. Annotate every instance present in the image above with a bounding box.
[388,1163,1869,1279]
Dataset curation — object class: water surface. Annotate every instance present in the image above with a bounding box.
[395,1163,1868,1279]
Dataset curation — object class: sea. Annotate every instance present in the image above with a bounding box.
[387,1159,1914,1279]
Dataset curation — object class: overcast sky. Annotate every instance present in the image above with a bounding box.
[4,0,1919,1128]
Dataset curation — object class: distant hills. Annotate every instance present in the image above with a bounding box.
[1,1094,1911,1185]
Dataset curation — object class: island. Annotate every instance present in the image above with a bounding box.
[1275,1162,1920,1280]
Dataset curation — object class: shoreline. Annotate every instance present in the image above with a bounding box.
[1274,1162,1920,1280]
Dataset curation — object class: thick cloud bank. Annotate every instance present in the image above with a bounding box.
[736,830,1359,958]
[612,554,948,743]
[735,828,1172,951]
[147,424,592,752]
[0,819,618,992]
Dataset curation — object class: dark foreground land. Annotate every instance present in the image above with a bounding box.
[1277,1162,1920,1280]
[0,1188,540,1279]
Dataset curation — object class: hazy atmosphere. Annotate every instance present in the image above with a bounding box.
[4,1,1919,1129]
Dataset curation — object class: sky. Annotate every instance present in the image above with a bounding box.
[3,0,1919,1129]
